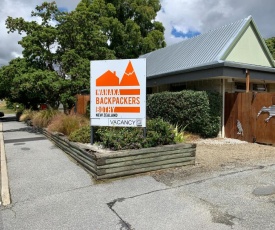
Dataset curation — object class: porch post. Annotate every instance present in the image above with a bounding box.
[246,69,250,92]
[222,79,225,138]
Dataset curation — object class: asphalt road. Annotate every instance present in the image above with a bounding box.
[0,120,275,229]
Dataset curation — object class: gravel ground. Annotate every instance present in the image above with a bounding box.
[152,138,275,185]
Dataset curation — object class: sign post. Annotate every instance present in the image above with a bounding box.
[90,59,146,143]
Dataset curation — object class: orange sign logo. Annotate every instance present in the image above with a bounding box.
[95,61,141,114]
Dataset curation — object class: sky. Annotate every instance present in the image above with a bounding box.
[1,0,275,66]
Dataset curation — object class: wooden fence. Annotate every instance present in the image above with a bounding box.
[225,92,275,144]
[75,94,90,115]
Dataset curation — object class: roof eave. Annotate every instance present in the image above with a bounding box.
[223,61,275,73]
[146,62,224,79]
[146,61,275,79]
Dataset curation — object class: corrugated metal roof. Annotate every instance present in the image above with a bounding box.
[141,16,254,78]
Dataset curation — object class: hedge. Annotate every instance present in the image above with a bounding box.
[146,90,222,137]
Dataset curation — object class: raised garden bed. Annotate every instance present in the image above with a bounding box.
[43,129,196,180]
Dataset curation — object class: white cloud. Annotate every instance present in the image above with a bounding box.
[1,0,275,65]
[157,0,275,46]
[0,0,32,66]
[11,51,23,59]
[0,0,80,66]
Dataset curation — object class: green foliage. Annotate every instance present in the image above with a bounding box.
[32,109,61,128]
[147,90,208,133]
[95,126,145,150]
[68,125,91,143]
[12,69,65,109]
[86,101,90,118]
[147,90,222,138]
[48,114,89,136]
[5,100,15,110]
[104,0,166,58]
[69,118,175,150]
[6,2,60,70]
[2,0,165,112]
[0,57,67,110]
[0,58,30,103]
[202,91,222,137]
[265,37,275,59]
[145,118,175,148]
[173,125,189,143]
[4,100,25,112]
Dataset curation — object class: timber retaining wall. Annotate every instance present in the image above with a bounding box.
[43,130,196,180]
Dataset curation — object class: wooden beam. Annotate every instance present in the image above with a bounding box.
[246,69,250,92]
[222,79,225,138]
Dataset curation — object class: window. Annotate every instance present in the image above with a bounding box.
[234,82,267,92]
[235,82,246,91]
[252,84,266,92]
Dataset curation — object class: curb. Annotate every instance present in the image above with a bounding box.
[0,123,11,206]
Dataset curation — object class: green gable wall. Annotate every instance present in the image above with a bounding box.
[225,25,272,67]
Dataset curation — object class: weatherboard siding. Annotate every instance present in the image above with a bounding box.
[225,25,272,67]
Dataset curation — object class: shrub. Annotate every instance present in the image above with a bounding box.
[96,126,145,150]
[68,125,91,143]
[48,114,89,136]
[32,109,60,128]
[147,90,222,137]
[202,91,222,137]
[147,90,208,134]
[69,118,176,150]
[145,118,175,148]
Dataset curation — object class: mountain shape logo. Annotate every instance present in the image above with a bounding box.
[96,61,140,86]
[120,61,140,86]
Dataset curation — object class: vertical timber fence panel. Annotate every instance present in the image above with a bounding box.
[225,92,275,144]
[76,95,90,115]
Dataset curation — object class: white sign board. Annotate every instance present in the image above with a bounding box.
[90,59,146,127]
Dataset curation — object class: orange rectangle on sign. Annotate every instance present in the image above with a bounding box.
[114,107,140,113]
[119,89,140,95]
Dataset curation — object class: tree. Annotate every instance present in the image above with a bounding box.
[58,0,166,60]
[55,0,166,101]
[12,70,65,109]
[0,58,31,101]
[56,0,116,109]
[5,2,74,110]
[105,0,166,58]
[6,2,60,71]
[265,37,275,59]
[3,0,166,111]
[0,58,66,109]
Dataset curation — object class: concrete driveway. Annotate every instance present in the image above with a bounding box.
[0,120,275,229]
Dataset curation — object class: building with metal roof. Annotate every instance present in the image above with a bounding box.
[142,15,275,92]
[142,16,275,138]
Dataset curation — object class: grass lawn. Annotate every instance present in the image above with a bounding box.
[0,101,15,114]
